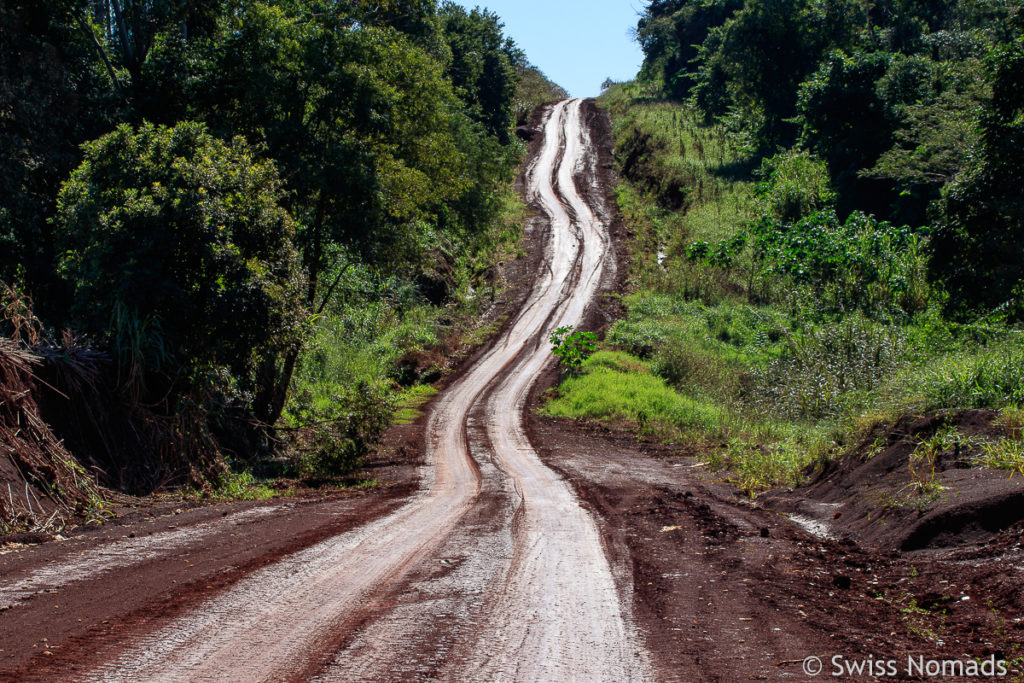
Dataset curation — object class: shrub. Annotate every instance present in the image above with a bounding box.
[54,121,305,401]
[549,325,598,369]
[755,149,836,222]
[286,381,394,479]
[687,209,932,317]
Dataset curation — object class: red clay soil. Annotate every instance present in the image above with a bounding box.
[0,461,418,679]
[530,415,1024,681]
[766,409,1024,552]
[2,100,1022,681]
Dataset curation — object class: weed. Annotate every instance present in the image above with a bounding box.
[908,339,1024,410]
[549,326,598,370]
[752,317,908,420]
[190,470,279,502]
[995,404,1024,439]
[975,438,1024,478]
[899,594,945,642]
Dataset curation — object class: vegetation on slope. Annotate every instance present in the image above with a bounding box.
[547,0,1024,493]
[0,0,565,528]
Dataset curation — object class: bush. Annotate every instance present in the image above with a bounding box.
[550,325,598,369]
[544,351,726,437]
[755,150,836,222]
[54,121,305,400]
[687,209,932,317]
[753,317,908,419]
[285,381,394,479]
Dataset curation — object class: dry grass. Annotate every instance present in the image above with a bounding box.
[0,337,107,533]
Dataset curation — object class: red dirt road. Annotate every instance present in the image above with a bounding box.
[2,100,1021,682]
[1,99,651,682]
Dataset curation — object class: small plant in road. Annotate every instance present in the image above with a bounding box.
[550,325,598,370]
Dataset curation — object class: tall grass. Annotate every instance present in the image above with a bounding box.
[549,84,1024,492]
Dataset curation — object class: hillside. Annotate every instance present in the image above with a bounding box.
[0,0,567,532]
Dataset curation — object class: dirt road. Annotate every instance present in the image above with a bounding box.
[5,98,1019,682]
[0,99,651,682]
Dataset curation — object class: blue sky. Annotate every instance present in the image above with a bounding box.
[451,0,646,98]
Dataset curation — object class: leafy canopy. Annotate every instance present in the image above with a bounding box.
[54,121,305,395]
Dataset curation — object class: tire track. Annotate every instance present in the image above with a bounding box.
[457,99,649,682]
[79,99,650,682]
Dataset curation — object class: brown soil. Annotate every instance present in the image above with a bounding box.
[0,460,418,679]
[530,416,1024,681]
[2,99,1022,681]
[765,409,1024,552]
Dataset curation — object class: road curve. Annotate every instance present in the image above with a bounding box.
[80,99,651,682]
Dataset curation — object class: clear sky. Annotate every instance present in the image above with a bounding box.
[451,0,646,98]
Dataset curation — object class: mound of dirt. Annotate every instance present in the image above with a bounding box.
[764,410,1024,552]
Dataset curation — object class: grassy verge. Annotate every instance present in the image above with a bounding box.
[275,184,526,481]
[544,82,1024,493]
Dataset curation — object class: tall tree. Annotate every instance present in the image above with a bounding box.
[142,2,477,421]
[0,0,120,317]
[932,9,1024,319]
[636,0,743,99]
[690,0,866,144]
[439,2,522,143]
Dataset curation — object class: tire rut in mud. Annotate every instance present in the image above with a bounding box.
[3,99,653,683]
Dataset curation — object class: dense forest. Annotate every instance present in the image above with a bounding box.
[0,0,566,522]
[549,0,1024,490]
[633,0,1023,316]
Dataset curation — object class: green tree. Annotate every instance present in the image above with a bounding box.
[54,121,306,410]
[439,2,523,143]
[142,2,518,421]
[796,51,895,179]
[933,12,1024,319]
[0,0,121,318]
[636,0,744,99]
[691,0,865,143]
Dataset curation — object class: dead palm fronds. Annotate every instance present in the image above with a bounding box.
[0,337,106,534]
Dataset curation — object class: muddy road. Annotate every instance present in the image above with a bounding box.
[4,98,1021,682]
[0,99,651,682]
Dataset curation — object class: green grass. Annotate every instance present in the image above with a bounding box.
[543,351,727,439]
[903,338,1024,410]
[393,385,439,425]
[190,470,281,502]
[555,83,1024,493]
[976,438,1024,477]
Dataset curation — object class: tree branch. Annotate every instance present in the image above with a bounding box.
[108,0,136,69]
[74,13,124,96]
[316,260,353,316]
